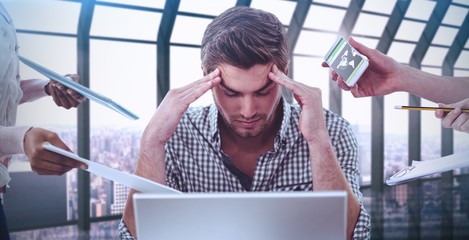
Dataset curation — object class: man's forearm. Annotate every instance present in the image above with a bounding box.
[122,143,166,237]
[307,132,360,240]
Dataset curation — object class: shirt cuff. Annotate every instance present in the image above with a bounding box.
[352,204,371,239]
[118,219,137,239]
[0,125,33,156]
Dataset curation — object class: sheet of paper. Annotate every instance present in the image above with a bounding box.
[19,56,139,120]
[43,144,181,194]
[386,150,469,186]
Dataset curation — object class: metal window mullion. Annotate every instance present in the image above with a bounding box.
[77,0,95,232]
[157,0,180,106]
[407,2,452,239]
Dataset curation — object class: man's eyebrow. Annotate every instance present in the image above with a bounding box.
[219,79,274,93]
[255,80,274,92]
[219,80,239,93]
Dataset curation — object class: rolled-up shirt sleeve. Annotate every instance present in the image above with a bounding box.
[0,125,31,156]
[332,118,371,239]
[118,219,137,239]
[353,203,371,239]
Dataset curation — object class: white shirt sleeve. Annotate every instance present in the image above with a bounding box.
[0,125,31,156]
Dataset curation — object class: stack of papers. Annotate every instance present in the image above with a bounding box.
[386,150,469,186]
[43,144,181,194]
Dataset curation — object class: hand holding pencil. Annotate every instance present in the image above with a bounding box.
[395,105,469,113]
[435,98,469,133]
[396,98,469,133]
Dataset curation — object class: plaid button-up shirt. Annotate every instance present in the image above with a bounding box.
[119,99,371,239]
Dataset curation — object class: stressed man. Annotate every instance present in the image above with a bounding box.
[120,6,370,240]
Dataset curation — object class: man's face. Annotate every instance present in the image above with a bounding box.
[210,63,282,138]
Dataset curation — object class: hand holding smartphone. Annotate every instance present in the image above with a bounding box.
[324,36,369,87]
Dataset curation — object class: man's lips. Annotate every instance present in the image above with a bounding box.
[237,119,260,128]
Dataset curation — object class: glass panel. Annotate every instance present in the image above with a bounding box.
[342,94,371,185]
[352,13,389,37]
[453,70,469,156]
[2,1,80,34]
[89,39,157,217]
[453,0,469,6]
[292,56,329,108]
[250,0,296,26]
[336,36,376,185]
[442,5,469,26]
[420,97,441,159]
[455,50,469,68]
[394,20,426,42]
[422,46,449,66]
[313,0,351,8]
[179,0,236,16]
[303,5,346,32]
[362,0,397,15]
[10,219,121,239]
[294,31,337,56]
[454,70,469,76]
[171,46,213,107]
[432,26,458,46]
[405,1,436,21]
[388,42,416,64]
[90,40,156,129]
[6,34,77,226]
[454,114,469,175]
[384,92,409,181]
[97,0,165,8]
[4,168,70,228]
[455,131,469,152]
[412,68,444,179]
[420,68,442,179]
[16,35,78,126]
[91,5,162,41]
[171,16,212,45]
[353,36,379,49]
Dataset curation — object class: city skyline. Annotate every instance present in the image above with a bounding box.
[7,123,469,225]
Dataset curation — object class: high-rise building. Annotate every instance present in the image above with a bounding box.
[111,182,130,215]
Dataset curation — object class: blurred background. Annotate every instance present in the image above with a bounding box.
[2,0,469,239]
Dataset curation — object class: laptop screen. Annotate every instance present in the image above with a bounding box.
[133,191,347,240]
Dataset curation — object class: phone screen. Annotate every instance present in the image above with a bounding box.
[324,37,368,87]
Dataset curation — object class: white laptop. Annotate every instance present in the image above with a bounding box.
[133,191,347,240]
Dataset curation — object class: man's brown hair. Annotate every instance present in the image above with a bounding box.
[201,6,289,73]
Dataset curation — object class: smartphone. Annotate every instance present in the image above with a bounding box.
[324,36,369,87]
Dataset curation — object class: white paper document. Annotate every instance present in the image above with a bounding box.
[19,56,139,120]
[386,150,469,186]
[43,144,181,194]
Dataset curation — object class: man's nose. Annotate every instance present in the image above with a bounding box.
[240,96,256,118]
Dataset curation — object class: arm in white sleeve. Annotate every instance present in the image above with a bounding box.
[0,125,32,156]
[19,79,49,104]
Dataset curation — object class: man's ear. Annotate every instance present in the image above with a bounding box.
[201,65,207,76]
[285,67,289,76]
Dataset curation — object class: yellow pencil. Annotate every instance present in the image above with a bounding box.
[395,105,469,113]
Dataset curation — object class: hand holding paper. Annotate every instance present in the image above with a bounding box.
[19,56,139,120]
[43,143,180,194]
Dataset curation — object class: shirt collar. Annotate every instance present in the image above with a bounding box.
[278,98,292,142]
[209,103,219,142]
